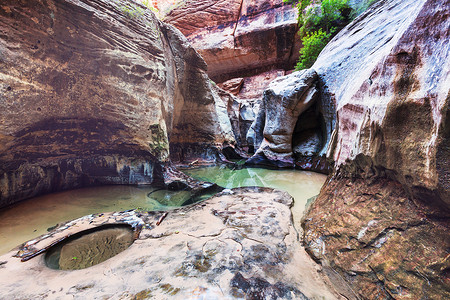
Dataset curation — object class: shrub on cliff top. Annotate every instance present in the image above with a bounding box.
[296,28,334,70]
[285,0,378,70]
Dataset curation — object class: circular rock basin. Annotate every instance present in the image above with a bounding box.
[45,224,134,270]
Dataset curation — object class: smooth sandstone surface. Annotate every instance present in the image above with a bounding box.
[0,0,234,207]
[314,0,449,205]
[245,69,330,173]
[164,0,301,82]
[0,187,340,299]
[249,69,319,162]
[302,0,450,298]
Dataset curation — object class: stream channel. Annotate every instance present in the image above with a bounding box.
[0,166,326,255]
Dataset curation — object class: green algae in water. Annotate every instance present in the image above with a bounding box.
[183,166,326,204]
[0,167,325,256]
[183,166,327,228]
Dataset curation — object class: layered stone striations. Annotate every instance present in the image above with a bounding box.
[164,0,301,82]
[302,0,450,298]
[246,69,325,168]
[0,0,234,207]
[314,0,450,205]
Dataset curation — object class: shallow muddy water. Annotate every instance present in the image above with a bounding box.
[0,185,208,255]
[0,167,326,255]
[45,225,135,270]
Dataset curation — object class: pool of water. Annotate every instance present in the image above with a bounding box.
[45,225,135,270]
[0,185,212,255]
[0,167,326,256]
[183,166,327,230]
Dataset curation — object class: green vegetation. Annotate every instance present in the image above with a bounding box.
[118,2,145,19]
[141,0,159,14]
[297,28,334,70]
[350,0,379,19]
[114,0,159,19]
[286,0,379,70]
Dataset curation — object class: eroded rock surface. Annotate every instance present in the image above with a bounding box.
[54,226,134,270]
[303,178,450,299]
[314,0,450,205]
[246,69,323,168]
[301,0,450,298]
[0,188,340,299]
[164,0,300,82]
[0,0,234,207]
[163,0,304,151]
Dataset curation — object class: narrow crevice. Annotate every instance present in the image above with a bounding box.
[232,0,244,49]
[368,265,396,299]
[362,221,427,249]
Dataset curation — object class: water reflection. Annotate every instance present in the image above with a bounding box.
[0,185,202,255]
[183,166,327,232]
[0,167,326,255]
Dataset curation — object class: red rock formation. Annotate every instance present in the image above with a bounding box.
[301,0,450,298]
[163,0,303,150]
[164,0,301,82]
[314,0,449,206]
[0,0,234,207]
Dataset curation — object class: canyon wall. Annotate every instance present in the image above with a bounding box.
[0,0,234,207]
[164,0,300,82]
[314,0,449,205]
[301,0,449,298]
[164,0,302,150]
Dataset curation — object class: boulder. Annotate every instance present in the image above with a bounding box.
[217,77,244,95]
[302,0,450,298]
[303,178,450,299]
[0,0,235,207]
[246,69,320,167]
[0,187,341,299]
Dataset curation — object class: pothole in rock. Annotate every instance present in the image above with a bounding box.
[45,224,134,270]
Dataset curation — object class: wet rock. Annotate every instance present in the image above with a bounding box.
[0,188,340,299]
[53,227,134,270]
[295,156,331,174]
[246,69,319,167]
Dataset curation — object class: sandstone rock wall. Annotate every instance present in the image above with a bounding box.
[0,0,234,207]
[164,0,300,82]
[314,0,449,205]
[302,0,450,298]
[163,0,303,150]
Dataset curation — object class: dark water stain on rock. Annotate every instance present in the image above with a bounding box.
[230,272,308,300]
